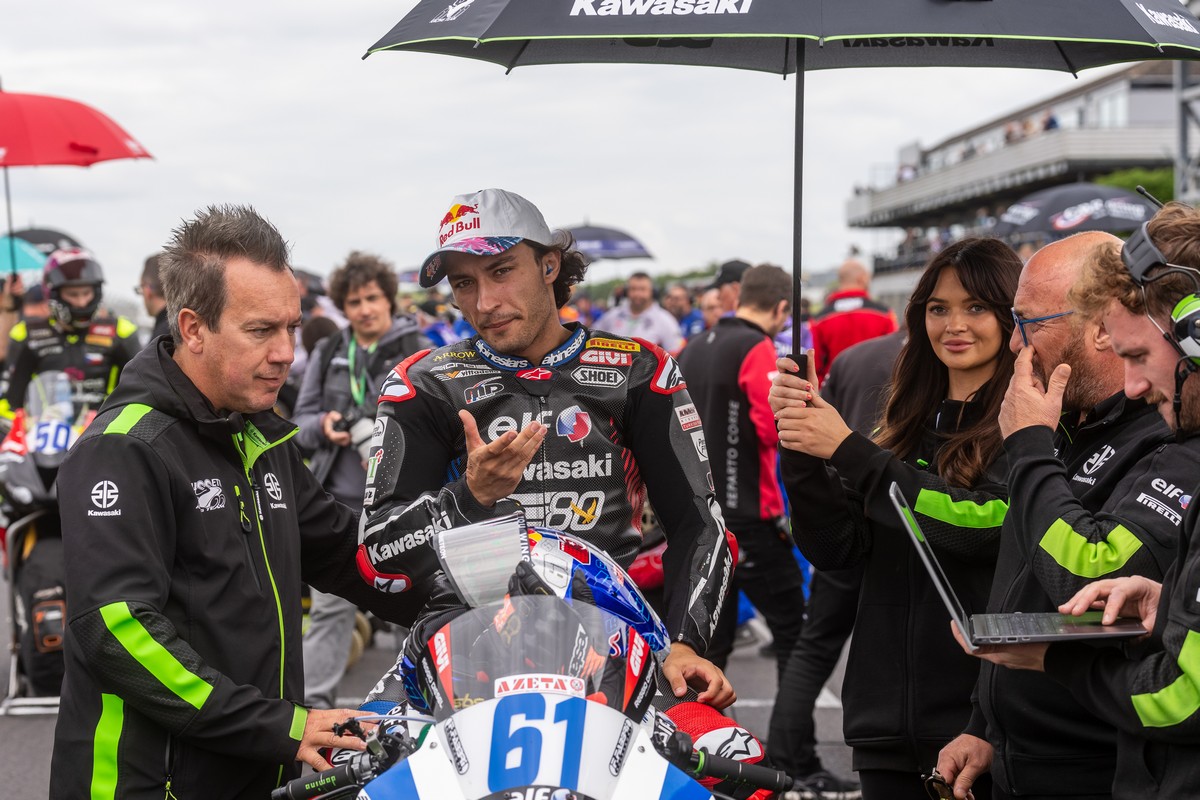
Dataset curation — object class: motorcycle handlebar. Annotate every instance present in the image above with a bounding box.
[269,763,365,800]
[688,749,795,793]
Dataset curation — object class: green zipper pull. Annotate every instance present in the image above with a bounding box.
[234,485,252,533]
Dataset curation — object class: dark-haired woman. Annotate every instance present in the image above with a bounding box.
[771,237,1022,800]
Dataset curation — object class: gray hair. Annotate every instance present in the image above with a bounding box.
[159,204,291,343]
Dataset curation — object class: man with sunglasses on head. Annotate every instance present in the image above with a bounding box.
[937,231,1199,800]
[957,203,1200,799]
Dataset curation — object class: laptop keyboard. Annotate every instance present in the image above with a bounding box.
[973,613,1067,639]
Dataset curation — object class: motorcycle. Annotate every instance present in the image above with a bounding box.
[0,370,81,713]
[272,516,794,800]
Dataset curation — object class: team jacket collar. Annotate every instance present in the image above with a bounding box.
[473,323,589,372]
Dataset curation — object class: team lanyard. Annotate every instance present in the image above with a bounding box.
[347,335,378,407]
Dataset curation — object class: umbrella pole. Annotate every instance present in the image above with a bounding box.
[792,40,804,359]
[3,165,14,276]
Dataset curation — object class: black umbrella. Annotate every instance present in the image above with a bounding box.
[991,182,1160,237]
[366,0,1200,340]
[11,227,84,257]
[566,224,652,261]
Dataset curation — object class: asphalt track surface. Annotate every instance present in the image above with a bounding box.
[0,604,853,797]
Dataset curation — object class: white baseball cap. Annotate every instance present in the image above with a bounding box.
[419,188,553,288]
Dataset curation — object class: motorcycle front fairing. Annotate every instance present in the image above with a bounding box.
[358,595,712,800]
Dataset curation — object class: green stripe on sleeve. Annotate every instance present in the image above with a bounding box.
[1038,519,1143,578]
[91,693,123,800]
[914,489,1008,529]
[99,602,213,711]
[103,404,153,436]
[1133,630,1200,728]
[290,705,308,741]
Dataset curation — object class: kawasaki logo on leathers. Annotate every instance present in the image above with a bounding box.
[522,453,612,481]
[367,524,435,564]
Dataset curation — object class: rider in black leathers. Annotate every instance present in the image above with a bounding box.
[356,188,735,710]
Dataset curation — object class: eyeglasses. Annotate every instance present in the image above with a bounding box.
[1011,307,1074,347]
[923,770,955,800]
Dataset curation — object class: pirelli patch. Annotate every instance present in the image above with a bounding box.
[586,338,640,352]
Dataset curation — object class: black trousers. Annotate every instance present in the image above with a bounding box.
[766,564,862,777]
[707,519,807,682]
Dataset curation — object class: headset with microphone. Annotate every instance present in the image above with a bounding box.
[1121,221,1200,431]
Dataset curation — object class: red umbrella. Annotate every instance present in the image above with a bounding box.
[0,83,152,271]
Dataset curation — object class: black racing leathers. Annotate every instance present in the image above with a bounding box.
[357,324,733,653]
[3,313,140,413]
[784,399,1009,774]
[967,393,1191,797]
[49,340,423,800]
[1044,465,1200,799]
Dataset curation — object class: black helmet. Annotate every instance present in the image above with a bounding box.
[44,248,104,331]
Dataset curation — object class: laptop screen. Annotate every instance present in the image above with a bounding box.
[888,482,972,633]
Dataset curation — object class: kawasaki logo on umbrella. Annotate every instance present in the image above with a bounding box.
[571,0,753,16]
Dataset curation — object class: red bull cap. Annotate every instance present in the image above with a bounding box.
[420,188,554,288]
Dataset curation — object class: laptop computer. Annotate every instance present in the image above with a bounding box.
[888,482,1146,652]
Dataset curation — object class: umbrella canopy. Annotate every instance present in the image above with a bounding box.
[11,227,84,257]
[567,224,653,260]
[0,90,151,168]
[0,85,151,272]
[0,235,47,274]
[366,0,1200,340]
[991,182,1161,237]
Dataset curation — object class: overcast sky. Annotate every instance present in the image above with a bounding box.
[4,1,1119,299]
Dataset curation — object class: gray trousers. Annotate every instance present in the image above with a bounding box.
[303,588,357,708]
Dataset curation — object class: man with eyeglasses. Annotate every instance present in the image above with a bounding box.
[957,203,1200,799]
[937,231,1198,800]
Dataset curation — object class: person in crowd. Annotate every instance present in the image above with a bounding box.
[139,252,170,345]
[935,231,1197,800]
[677,264,806,679]
[709,260,750,317]
[954,203,1200,800]
[2,248,140,420]
[292,251,427,709]
[664,282,706,340]
[771,238,1023,799]
[768,327,907,799]
[595,271,684,351]
[47,205,425,799]
[355,187,735,709]
[0,274,25,364]
[809,258,897,380]
[21,283,50,319]
[699,287,723,331]
[416,298,455,347]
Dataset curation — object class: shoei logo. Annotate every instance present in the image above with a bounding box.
[571,0,753,15]
[192,478,226,512]
[1082,445,1116,475]
[1136,2,1199,34]
[263,472,283,501]
[91,481,119,509]
[431,0,476,23]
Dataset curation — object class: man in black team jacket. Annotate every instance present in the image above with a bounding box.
[677,264,806,678]
[49,206,422,800]
[937,232,1200,800]
[356,188,735,708]
[959,203,1200,800]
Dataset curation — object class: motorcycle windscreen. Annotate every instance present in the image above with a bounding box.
[414,596,657,724]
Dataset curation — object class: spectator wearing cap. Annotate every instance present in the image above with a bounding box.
[595,271,684,352]
[710,259,750,316]
[809,258,896,380]
[21,283,49,319]
[140,252,170,346]
[416,299,455,347]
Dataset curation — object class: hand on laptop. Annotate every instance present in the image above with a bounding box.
[999,346,1071,439]
[951,621,1049,671]
[1058,576,1160,633]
